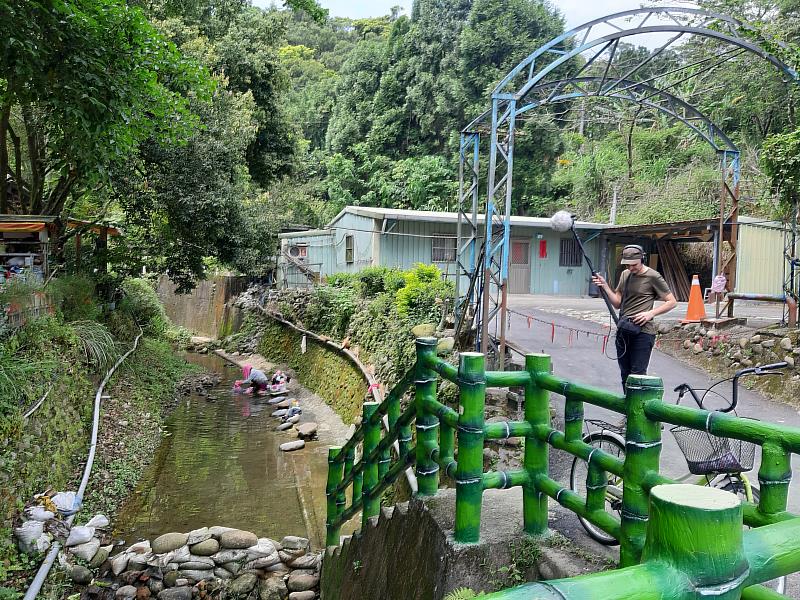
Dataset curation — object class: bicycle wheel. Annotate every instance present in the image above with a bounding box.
[570,432,625,545]
[717,479,786,594]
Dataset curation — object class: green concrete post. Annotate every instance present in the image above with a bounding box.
[757,441,791,515]
[585,463,608,515]
[361,402,381,526]
[455,351,486,543]
[325,446,343,547]
[415,337,440,496]
[524,353,551,536]
[564,396,584,442]
[620,374,663,567]
[440,420,456,479]
[483,485,750,600]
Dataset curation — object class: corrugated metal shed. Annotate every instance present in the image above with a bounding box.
[278,206,604,296]
[735,219,788,296]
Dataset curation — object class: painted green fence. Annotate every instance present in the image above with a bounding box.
[325,337,800,598]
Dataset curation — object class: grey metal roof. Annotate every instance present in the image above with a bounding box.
[326,206,606,230]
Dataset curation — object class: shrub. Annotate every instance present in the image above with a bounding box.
[49,275,101,321]
[118,278,171,335]
[394,263,454,324]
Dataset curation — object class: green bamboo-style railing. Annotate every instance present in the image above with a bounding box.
[325,337,800,598]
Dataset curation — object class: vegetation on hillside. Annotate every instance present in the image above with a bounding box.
[4,0,800,288]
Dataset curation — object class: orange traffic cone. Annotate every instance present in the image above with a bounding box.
[681,274,707,323]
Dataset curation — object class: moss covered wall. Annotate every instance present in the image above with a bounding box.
[255,317,367,425]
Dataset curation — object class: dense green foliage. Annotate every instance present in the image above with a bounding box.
[6,0,800,290]
[269,264,453,385]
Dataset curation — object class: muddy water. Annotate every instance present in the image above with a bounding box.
[113,353,331,548]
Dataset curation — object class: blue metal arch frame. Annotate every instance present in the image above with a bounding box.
[465,6,799,356]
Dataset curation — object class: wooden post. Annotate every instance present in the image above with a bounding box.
[454,351,485,543]
[524,353,550,536]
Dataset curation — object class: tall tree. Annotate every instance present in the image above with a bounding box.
[0,0,209,216]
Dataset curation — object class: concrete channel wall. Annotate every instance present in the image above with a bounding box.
[157,275,248,338]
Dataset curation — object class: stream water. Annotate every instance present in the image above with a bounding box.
[113,352,330,548]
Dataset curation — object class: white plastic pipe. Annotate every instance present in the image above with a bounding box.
[23,327,143,600]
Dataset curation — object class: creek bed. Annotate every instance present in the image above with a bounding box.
[113,352,333,548]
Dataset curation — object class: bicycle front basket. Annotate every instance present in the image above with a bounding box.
[670,426,756,475]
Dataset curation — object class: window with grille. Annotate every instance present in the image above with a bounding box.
[345,235,354,264]
[431,235,457,262]
[559,238,582,267]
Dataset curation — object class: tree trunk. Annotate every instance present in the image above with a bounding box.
[0,100,10,213]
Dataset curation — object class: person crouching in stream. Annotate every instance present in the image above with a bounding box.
[235,364,269,395]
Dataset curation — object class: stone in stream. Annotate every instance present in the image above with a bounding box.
[152,533,189,554]
[149,580,164,595]
[244,552,281,569]
[229,573,259,595]
[89,545,111,568]
[70,564,93,585]
[70,538,101,561]
[116,585,138,599]
[268,396,287,405]
[189,538,219,556]
[287,554,319,570]
[128,553,152,571]
[259,577,289,600]
[288,592,315,600]
[222,561,242,575]
[280,440,305,452]
[275,399,292,409]
[220,529,258,549]
[272,409,288,418]
[247,538,277,558]
[211,549,249,564]
[177,569,214,582]
[276,422,293,431]
[186,527,211,545]
[208,526,236,539]
[157,587,193,600]
[296,423,318,439]
[263,562,289,574]
[280,536,310,552]
[178,558,215,570]
[286,414,300,425]
[287,570,319,592]
[170,545,192,563]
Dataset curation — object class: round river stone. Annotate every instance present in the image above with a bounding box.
[152,532,189,554]
[220,530,258,549]
[189,538,219,556]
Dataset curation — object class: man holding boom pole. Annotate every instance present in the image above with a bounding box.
[592,246,677,390]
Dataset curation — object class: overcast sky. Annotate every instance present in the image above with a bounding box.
[252,1,654,28]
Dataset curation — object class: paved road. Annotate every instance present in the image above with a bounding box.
[501,296,800,594]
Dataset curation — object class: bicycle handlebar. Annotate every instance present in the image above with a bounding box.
[674,362,789,412]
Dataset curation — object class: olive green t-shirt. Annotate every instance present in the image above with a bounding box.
[615,267,672,335]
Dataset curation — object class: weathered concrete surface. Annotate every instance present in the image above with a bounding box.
[321,488,606,600]
[157,275,248,338]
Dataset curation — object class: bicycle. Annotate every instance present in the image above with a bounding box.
[568,362,788,589]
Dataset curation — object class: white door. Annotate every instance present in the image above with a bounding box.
[509,240,531,294]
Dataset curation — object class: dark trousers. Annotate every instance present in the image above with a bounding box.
[615,330,656,391]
